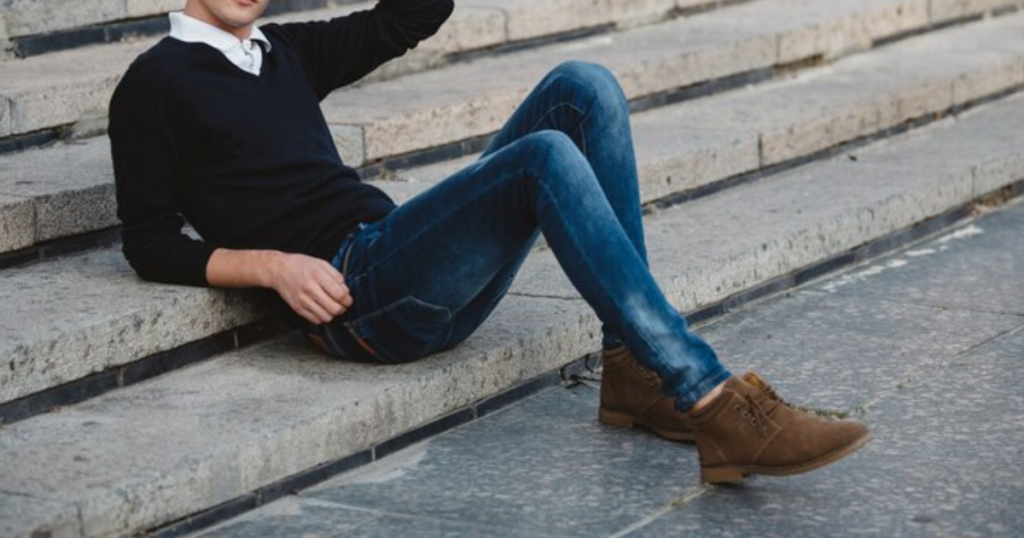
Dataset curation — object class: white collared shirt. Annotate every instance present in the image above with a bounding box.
[168,12,272,76]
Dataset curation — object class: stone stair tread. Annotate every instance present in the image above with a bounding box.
[323,0,936,164]
[0,0,996,46]
[7,8,1024,254]
[3,89,1024,538]
[0,0,709,139]
[5,11,1024,404]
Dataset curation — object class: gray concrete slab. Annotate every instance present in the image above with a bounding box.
[201,201,1024,538]
[329,8,1024,167]
[0,0,738,140]
[2,4,1022,253]
[929,0,1024,23]
[0,246,269,404]
[696,291,1021,412]
[0,193,33,252]
[624,328,1024,538]
[463,0,676,42]
[0,137,115,242]
[0,490,81,538]
[192,496,540,538]
[0,295,597,538]
[302,386,702,538]
[806,201,1024,316]
[1,0,125,38]
[124,0,192,18]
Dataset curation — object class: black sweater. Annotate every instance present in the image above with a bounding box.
[109,0,454,287]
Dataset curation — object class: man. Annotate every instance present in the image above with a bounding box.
[109,0,870,484]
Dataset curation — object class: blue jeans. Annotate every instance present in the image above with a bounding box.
[307,61,730,410]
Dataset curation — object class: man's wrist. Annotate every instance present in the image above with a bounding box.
[258,250,288,290]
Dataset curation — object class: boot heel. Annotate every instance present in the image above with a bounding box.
[599,409,635,429]
[701,466,746,484]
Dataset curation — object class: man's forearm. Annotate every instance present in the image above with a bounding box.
[206,248,283,289]
[207,248,354,325]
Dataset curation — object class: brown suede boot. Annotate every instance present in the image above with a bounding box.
[690,372,871,484]
[598,346,695,442]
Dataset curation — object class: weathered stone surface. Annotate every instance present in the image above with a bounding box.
[124,0,189,18]
[929,0,1024,23]
[0,295,597,538]
[698,290,1021,410]
[716,0,928,63]
[304,385,702,537]
[811,199,1024,316]
[0,491,81,538]
[324,12,779,163]
[752,17,1024,166]
[0,247,270,404]
[632,107,762,202]
[0,193,33,252]
[1,0,125,38]
[0,94,10,138]
[0,40,147,137]
[465,0,676,42]
[0,138,116,242]
[195,496,539,538]
[327,3,1024,166]
[626,328,1024,538]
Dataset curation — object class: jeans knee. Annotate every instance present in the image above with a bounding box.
[521,130,583,168]
[518,130,599,194]
[547,61,627,110]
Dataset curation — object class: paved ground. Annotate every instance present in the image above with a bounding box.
[193,199,1024,538]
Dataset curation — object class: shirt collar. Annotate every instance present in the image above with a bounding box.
[168,11,272,53]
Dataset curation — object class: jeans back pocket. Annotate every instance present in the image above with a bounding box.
[349,296,453,363]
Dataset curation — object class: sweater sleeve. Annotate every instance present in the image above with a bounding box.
[269,0,455,99]
[109,63,215,287]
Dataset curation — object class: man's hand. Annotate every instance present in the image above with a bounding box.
[206,248,354,325]
[268,253,354,324]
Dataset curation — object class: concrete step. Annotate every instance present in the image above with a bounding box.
[5,6,1024,257]
[2,87,1023,538]
[0,0,717,140]
[4,11,1024,406]
[320,0,1010,166]
[0,0,349,42]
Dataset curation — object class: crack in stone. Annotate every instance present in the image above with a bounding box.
[870,295,1024,320]
[942,323,1024,366]
[606,486,707,538]
[508,291,580,301]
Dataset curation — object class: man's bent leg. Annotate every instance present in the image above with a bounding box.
[337,129,724,407]
[479,61,645,350]
[324,131,869,483]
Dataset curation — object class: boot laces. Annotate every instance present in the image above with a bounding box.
[736,383,787,437]
[632,363,660,386]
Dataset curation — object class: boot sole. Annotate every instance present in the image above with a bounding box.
[700,431,873,484]
[598,408,696,443]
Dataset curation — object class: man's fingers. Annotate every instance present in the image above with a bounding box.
[296,306,323,326]
[308,284,347,319]
[317,269,349,302]
[319,260,345,285]
[301,294,336,324]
